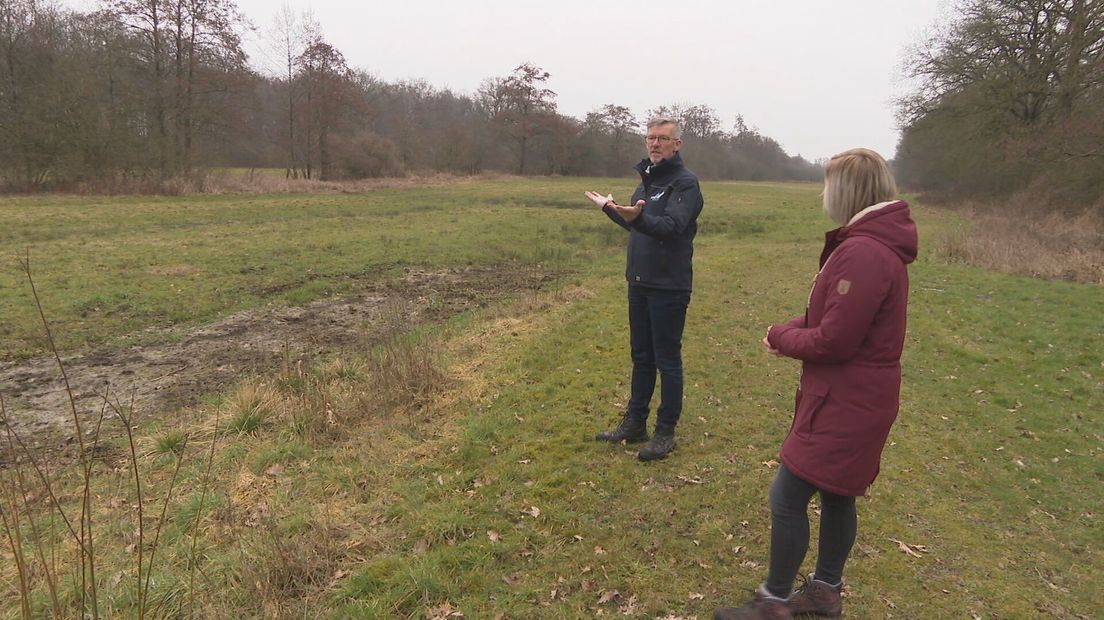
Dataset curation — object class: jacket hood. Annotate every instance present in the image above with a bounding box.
[821,200,918,266]
[634,152,684,178]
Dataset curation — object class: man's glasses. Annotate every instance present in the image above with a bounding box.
[645,135,675,143]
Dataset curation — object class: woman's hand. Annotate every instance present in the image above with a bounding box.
[763,327,782,356]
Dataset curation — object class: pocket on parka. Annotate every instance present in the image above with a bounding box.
[794,376,830,437]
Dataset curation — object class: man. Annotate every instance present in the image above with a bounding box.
[584,116,704,461]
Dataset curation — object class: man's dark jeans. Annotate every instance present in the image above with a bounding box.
[626,284,690,429]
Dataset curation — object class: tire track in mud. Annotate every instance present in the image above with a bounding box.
[0,265,559,448]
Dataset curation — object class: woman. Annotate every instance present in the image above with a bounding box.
[714,148,918,619]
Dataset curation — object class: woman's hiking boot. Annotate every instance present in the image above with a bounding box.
[595,415,648,443]
[637,425,676,460]
[714,586,793,620]
[787,574,843,617]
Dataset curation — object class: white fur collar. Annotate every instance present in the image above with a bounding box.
[848,201,897,226]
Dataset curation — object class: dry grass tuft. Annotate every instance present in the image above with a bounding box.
[356,338,449,421]
[222,384,281,436]
[933,199,1104,284]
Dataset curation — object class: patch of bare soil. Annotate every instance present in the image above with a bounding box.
[0,265,559,447]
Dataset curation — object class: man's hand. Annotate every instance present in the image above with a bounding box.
[584,190,614,208]
[611,200,645,222]
[763,327,782,356]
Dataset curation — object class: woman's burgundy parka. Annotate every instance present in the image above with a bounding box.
[767,200,918,496]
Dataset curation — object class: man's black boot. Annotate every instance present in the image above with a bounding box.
[595,415,649,443]
[638,425,676,461]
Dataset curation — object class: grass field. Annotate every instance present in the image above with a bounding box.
[1,179,1100,619]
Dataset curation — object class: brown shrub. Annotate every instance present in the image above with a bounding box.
[230,517,352,618]
[933,196,1104,284]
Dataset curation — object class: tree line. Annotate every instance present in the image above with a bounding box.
[0,0,821,191]
[896,0,1104,210]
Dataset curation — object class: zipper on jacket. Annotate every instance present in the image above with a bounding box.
[804,251,837,327]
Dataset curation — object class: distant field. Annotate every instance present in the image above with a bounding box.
[1,179,1100,618]
[0,178,640,361]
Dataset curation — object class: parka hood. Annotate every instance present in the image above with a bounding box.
[821,200,918,267]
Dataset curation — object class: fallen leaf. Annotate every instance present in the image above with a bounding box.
[425,602,465,619]
[594,546,607,555]
[524,506,540,518]
[598,590,620,604]
[487,530,501,543]
[762,459,779,468]
[618,593,639,614]
[689,592,705,600]
[264,464,284,477]
[889,537,928,558]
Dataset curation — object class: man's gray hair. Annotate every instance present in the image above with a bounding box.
[646,116,682,139]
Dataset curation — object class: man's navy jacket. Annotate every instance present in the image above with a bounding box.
[603,152,704,292]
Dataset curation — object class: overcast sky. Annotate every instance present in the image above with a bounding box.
[64,0,951,162]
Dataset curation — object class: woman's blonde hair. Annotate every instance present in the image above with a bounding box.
[823,148,897,225]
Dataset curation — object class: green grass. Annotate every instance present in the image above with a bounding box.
[0,178,636,361]
[1,179,1100,618]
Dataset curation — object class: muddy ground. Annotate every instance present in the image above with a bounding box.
[0,265,557,449]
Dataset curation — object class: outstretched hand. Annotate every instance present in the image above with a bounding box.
[611,200,645,222]
[584,190,613,208]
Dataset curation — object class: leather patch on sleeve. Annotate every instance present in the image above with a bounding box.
[836,279,851,295]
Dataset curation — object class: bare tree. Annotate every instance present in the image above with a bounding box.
[108,0,245,177]
[296,33,356,180]
[584,103,639,174]
[267,4,312,177]
[478,62,558,174]
[111,0,171,175]
[897,0,1104,201]
[167,0,247,170]
[648,103,721,139]
[902,0,1104,125]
